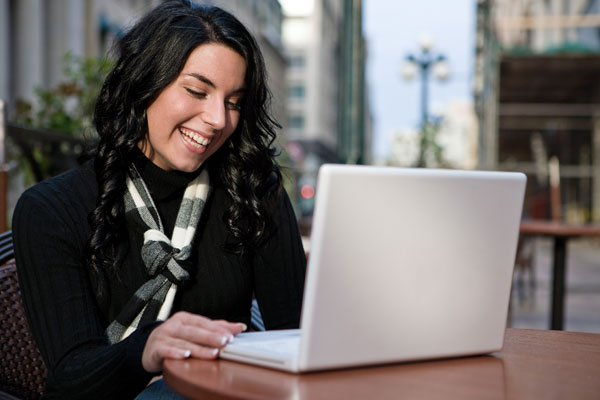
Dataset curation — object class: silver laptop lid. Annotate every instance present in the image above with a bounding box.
[298,165,526,371]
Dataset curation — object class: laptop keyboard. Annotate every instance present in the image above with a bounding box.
[233,334,300,357]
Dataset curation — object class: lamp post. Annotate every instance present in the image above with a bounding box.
[402,36,449,166]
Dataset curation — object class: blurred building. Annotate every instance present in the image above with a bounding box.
[438,101,479,170]
[0,0,286,128]
[0,0,161,114]
[475,0,600,222]
[281,0,371,217]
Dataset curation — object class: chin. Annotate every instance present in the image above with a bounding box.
[175,163,204,173]
[173,159,206,172]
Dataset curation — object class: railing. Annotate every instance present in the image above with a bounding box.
[0,100,87,231]
[6,122,87,182]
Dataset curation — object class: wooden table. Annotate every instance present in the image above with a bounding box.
[163,328,600,400]
[519,220,600,330]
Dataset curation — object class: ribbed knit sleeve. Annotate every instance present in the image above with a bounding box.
[253,189,306,330]
[12,164,156,400]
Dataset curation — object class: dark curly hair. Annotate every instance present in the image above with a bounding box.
[88,0,281,301]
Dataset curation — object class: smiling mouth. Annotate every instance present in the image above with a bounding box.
[179,127,212,149]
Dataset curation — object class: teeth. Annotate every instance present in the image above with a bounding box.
[179,128,212,148]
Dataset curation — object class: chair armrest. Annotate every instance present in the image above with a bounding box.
[0,259,47,399]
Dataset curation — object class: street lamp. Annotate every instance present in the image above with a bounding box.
[402,36,449,128]
[401,36,449,167]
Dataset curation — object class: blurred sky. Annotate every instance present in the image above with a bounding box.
[363,0,476,161]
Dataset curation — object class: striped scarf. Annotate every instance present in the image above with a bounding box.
[106,165,210,344]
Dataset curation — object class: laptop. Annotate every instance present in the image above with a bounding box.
[220,164,527,372]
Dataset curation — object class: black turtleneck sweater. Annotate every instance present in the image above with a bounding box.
[12,154,306,400]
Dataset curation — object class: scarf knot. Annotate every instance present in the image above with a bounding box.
[106,165,210,344]
[140,239,189,283]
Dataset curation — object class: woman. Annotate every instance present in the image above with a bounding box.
[12,1,306,399]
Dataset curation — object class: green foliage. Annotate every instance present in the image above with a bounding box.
[415,120,447,168]
[10,52,113,183]
[13,52,113,138]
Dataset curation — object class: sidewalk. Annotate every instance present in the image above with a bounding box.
[509,237,600,333]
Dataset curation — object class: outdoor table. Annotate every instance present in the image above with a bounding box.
[519,220,600,330]
[163,328,600,400]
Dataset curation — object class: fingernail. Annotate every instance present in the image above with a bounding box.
[228,334,235,343]
[183,349,191,358]
[212,348,219,357]
[220,336,229,346]
[238,323,247,332]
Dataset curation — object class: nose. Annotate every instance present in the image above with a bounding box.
[202,97,227,130]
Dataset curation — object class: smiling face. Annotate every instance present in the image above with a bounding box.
[141,43,247,172]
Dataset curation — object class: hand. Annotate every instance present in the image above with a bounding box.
[141,311,246,373]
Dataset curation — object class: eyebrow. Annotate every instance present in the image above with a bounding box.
[184,73,245,94]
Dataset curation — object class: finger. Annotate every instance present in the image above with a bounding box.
[155,316,233,352]
[172,312,229,332]
[173,312,246,337]
[176,324,235,349]
[148,337,222,372]
[144,341,193,373]
[163,338,221,360]
[197,320,246,339]
[188,344,221,359]
[213,320,248,334]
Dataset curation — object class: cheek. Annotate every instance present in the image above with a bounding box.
[147,101,168,139]
[147,91,189,136]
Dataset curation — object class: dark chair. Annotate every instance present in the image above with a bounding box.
[0,231,47,400]
[0,231,14,266]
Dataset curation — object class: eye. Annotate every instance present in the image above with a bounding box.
[185,88,206,98]
[226,100,241,111]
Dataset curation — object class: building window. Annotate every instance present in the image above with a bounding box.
[289,55,305,68]
[288,115,305,130]
[289,84,305,99]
